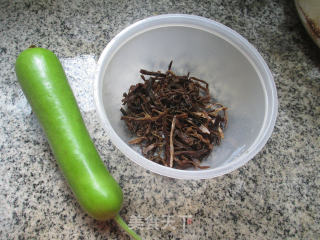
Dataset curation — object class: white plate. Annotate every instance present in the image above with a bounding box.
[295,0,320,48]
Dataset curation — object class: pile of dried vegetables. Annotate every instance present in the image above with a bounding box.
[120,61,228,169]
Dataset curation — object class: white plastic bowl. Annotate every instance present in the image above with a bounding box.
[94,14,278,179]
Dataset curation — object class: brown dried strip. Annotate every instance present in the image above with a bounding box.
[142,143,157,155]
[129,137,146,144]
[169,115,177,168]
[140,69,166,77]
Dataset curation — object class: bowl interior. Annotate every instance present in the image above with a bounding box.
[101,25,265,168]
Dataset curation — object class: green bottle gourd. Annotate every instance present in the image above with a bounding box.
[15,47,141,239]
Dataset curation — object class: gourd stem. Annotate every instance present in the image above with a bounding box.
[114,214,142,240]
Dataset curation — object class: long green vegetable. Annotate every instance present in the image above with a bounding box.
[15,47,141,239]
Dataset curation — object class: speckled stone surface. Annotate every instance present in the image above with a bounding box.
[0,0,319,239]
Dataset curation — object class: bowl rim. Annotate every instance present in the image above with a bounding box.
[94,14,278,179]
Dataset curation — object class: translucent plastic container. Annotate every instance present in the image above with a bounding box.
[94,14,278,179]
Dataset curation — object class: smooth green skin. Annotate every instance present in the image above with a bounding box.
[15,47,123,220]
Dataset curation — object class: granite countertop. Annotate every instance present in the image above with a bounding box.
[0,0,319,239]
